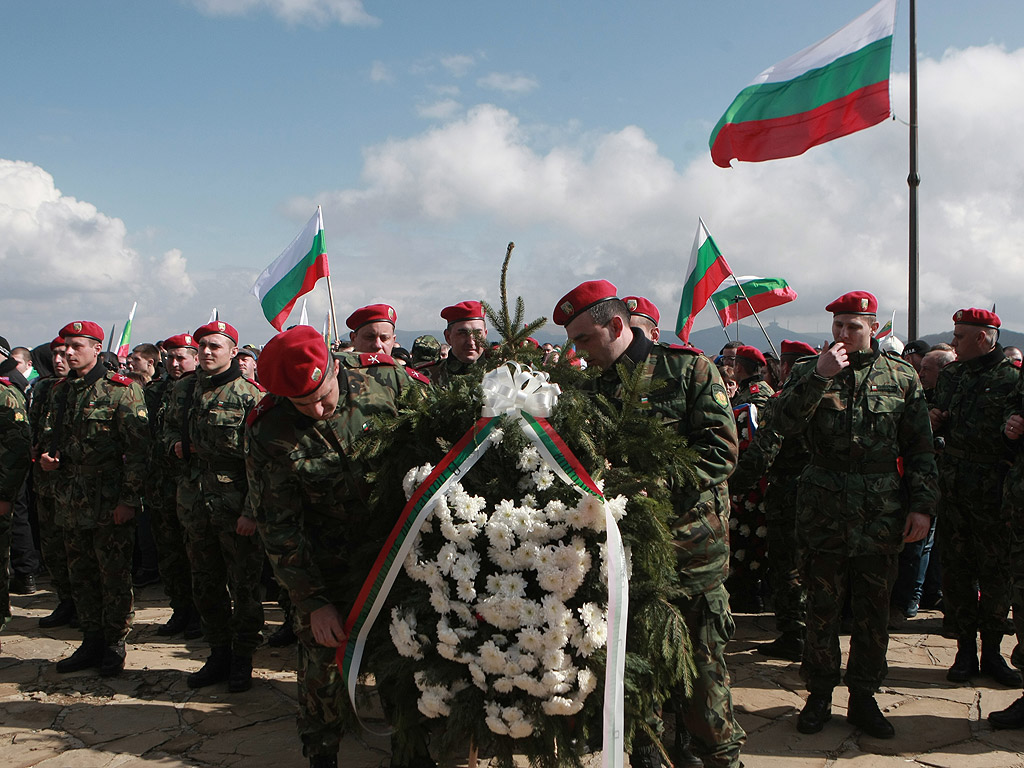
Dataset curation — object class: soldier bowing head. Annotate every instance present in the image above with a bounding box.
[258,325,340,420]
[554,280,630,371]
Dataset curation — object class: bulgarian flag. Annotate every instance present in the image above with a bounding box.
[252,206,330,331]
[710,0,897,168]
[875,309,896,338]
[116,301,137,358]
[675,218,733,343]
[711,276,797,327]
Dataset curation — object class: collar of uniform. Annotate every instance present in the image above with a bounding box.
[68,360,107,390]
[0,357,29,394]
[600,327,653,381]
[847,338,881,370]
[446,353,479,374]
[201,358,243,388]
[965,343,1007,371]
[738,374,764,389]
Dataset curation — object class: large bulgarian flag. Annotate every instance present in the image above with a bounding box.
[710,0,897,168]
[252,206,330,331]
[675,218,733,343]
[116,301,137,358]
[711,276,797,326]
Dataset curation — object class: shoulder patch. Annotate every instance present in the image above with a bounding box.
[712,383,730,409]
[246,396,279,427]
[358,352,396,368]
[14,411,25,421]
[108,373,134,386]
[406,367,431,385]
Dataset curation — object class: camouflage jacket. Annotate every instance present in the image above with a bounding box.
[932,345,1017,465]
[163,361,262,518]
[42,363,149,527]
[592,331,739,596]
[0,377,31,503]
[729,393,810,495]
[143,375,176,474]
[341,352,431,394]
[772,341,938,528]
[731,374,774,412]
[417,353,482,387]
[245,356,403,613]
[28,376,61,495]
[1001,366,1024,498]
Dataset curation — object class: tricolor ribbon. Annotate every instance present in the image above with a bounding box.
[338,364,629,768]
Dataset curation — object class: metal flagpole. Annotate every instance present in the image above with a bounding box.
[908,0,920,340]
[728,274,779,359]
[106,325,116,352]
[318,205,341,343]
[715,301,733,344]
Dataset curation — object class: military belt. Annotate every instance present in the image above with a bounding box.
[197,458,246,473]
[809,456,897,474]
[941,446,1007,464]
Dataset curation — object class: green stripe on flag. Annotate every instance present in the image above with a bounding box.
[259,229,326,319]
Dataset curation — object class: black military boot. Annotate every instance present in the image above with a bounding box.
[183,607,203,640]
[98,640,127,677]
[267,610,297,647]
[56,632,105,673]
[758,630,804,662]
[39,599,76,629]
[980,633,1022,687]
[672,727,704,767]
[309,755,338,768]
[156,609,191,637]
[847,691,895,738]
[227,653,253,693]
[947,635,980,682]
[796,691,832,734]
[187,646,232,689]
[989,695,1024,729]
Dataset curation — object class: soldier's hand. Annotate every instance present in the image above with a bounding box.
[236,516,257,536]
[113,504,136,524]
[311,604,347,647]
[815,342,848,378]
[929,408,949,433]
[1006,414,1024,440]
[0,501,11,516]
[173,441,184,459]
[902,511,931,543]
[39,451,60,471]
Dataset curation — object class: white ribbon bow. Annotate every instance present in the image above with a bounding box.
[480,362,561,419]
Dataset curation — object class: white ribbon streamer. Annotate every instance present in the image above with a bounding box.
[481,362,561,418]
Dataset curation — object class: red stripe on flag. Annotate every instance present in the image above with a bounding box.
[269,252,329,331]
[711,81,890,167]
[678,256,732,343]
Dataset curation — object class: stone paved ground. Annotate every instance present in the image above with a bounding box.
[3,581,1024,768]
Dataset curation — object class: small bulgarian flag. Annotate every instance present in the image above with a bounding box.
[875,309,896,339]
[712,276,797,327]
[252,207,330,331]
[710,0,896,168]
[675,218,733,343]
[116,301,137,358]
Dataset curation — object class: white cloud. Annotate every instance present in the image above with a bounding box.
[441,54,476,78]
[299,45,1024,338]
[191,0,379,26]
[370,61,394,84]
[416,99,462,121]
[477,72,539,95]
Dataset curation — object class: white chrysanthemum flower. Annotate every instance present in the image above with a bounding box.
[451,550,481,582]
[455,579,477,602]
[755,525,768,538]
[729,517,739,530]
[750,561,761,570]
[489,428,504,445]
[577,668,597,695]
[508,719,534,738]
[493,676,515,694]
[478,641,507,675]
[389,608,424,659]
[488,546,518,571]
[739,524,750,537]
[403,463,434,500]
[517,627,544,654]
[437,642,460,661]
[486,716,509,735]
[417,691,451,718]
[606,494,628,522]
[735,549,746,561]
[437,617,459,645]
[436,541,459,575]
[578,602,602,628]
[518,599,544,627]
[517,445,542,472]
[544,499,568,522]
[542,669,572,695]
[486,522,516,551]
[521,493,537,508]
[517,653,538,672]
[532,468,555,490]
[469,663,487,690]
[541,696,581,716]
[492,499,517,526]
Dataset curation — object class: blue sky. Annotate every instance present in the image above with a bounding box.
[2,0,1023,348]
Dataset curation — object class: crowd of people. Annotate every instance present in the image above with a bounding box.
[2,284,1024,768]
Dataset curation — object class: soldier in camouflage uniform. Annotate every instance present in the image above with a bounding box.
[40,321,149,677]
[771,292,938,739]
[1,365,32,634]
[246,325,428,768]
[31,337,77,628]
[730,346,774,410]
[146,333,201,638]
[162,320,264,692]
[347,303,399,355]
[556,280,744,768]
[989,361,1024,728]
[730,340,816,662]
[929,308,1020,686]
[417,301,488,386]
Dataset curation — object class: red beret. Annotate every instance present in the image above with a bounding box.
[59,321,104,343]
[49,336,66,351]
[257,326,331,399]
[623,295,660,325]
[193,321,239,345]
[734,345,766,366]
[440,301,485,325]
[781,340,817,357]
[164,333,199,350]
[825,291,877,315]
[347,304,397,331]
[953,307,1000,329]
[553,280,618,326]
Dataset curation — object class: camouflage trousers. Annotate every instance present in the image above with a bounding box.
[801,549,896,694]
[65,520,136,644]
[671,585,745,768]
[36,491,73,601]
[1004,491,1024,673]
[0,508,10,624]
[938,457,1011,638]
[295,610,354,757]
[146,473,193,612]
[763,483,805,634]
